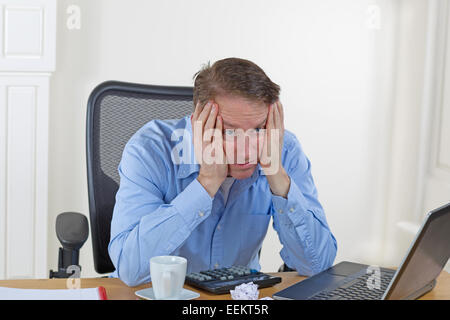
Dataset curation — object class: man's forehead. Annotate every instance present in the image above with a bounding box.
[222,117,267,128]
[215,94,266,109]
[215,94,268,128]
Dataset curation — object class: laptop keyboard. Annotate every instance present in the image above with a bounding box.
[308,270,395,300]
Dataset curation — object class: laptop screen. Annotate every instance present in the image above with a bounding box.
[383,202,450,299]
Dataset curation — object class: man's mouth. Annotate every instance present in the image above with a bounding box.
[232,161,256,169]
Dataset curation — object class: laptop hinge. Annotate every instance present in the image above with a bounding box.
[402,279,437,300]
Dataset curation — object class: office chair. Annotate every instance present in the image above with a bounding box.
[50,80,293,277]
[86,81,194,274]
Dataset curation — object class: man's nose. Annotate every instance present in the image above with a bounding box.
[228,135,258,162]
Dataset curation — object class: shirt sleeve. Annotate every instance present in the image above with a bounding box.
[108,141,213,287]
[270,134,338,276]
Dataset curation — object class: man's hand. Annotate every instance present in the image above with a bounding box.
[259,100,291,198]
[192,100,228,197]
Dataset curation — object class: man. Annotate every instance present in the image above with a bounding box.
[108,57,337,286]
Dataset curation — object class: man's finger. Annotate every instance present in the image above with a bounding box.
[277,100,285,132]
[192,101,200,120]
[214,115,225,164]
[215,114,223,142]
[264,104,273,147]
[274,101,281,130]
[197,101,213,126]
[202,103,218,144]
[268,103,275,129]
[259,127,271,166]
[278,100,284,126]
[204,103,218,132]
[265,104,275,157]
[192,100,206,121]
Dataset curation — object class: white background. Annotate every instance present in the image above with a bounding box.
[39,0,450,278]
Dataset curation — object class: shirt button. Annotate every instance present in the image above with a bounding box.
[289,207,294,212]
[278,209,283,214]
[199,211,204,217]
[217,225,221,230]
[214,263,219,269]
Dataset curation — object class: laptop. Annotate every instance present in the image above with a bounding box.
[273,202,450,300]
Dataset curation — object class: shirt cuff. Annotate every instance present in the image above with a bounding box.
[171,177,214,231]
[271,179,308,227]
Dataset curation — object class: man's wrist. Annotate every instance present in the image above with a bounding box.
[266,167,290,198]
[197,173,222,198]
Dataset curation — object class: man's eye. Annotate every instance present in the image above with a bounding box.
[223,128,262,137]
[224,129,236,136]
[248,128,262,134]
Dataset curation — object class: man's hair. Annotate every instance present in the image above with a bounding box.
[192,57,280,110]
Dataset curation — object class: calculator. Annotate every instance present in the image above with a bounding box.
[185,265,282,294]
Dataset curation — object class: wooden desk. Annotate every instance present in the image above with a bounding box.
[0,271,449,300]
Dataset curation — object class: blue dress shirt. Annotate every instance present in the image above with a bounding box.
[108,115,337,286]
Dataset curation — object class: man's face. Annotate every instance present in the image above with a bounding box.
[215,94,268,180]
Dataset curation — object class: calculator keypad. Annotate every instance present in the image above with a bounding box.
[186,265,256,282]
[184,265,282,294]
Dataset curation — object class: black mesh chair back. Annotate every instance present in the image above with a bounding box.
[86,81,193,274]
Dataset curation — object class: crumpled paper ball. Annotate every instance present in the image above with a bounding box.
[230,282,274,300]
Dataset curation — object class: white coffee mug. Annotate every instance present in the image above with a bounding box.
[150,255,187,299]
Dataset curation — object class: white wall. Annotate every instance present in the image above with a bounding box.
[48,0,439,278]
